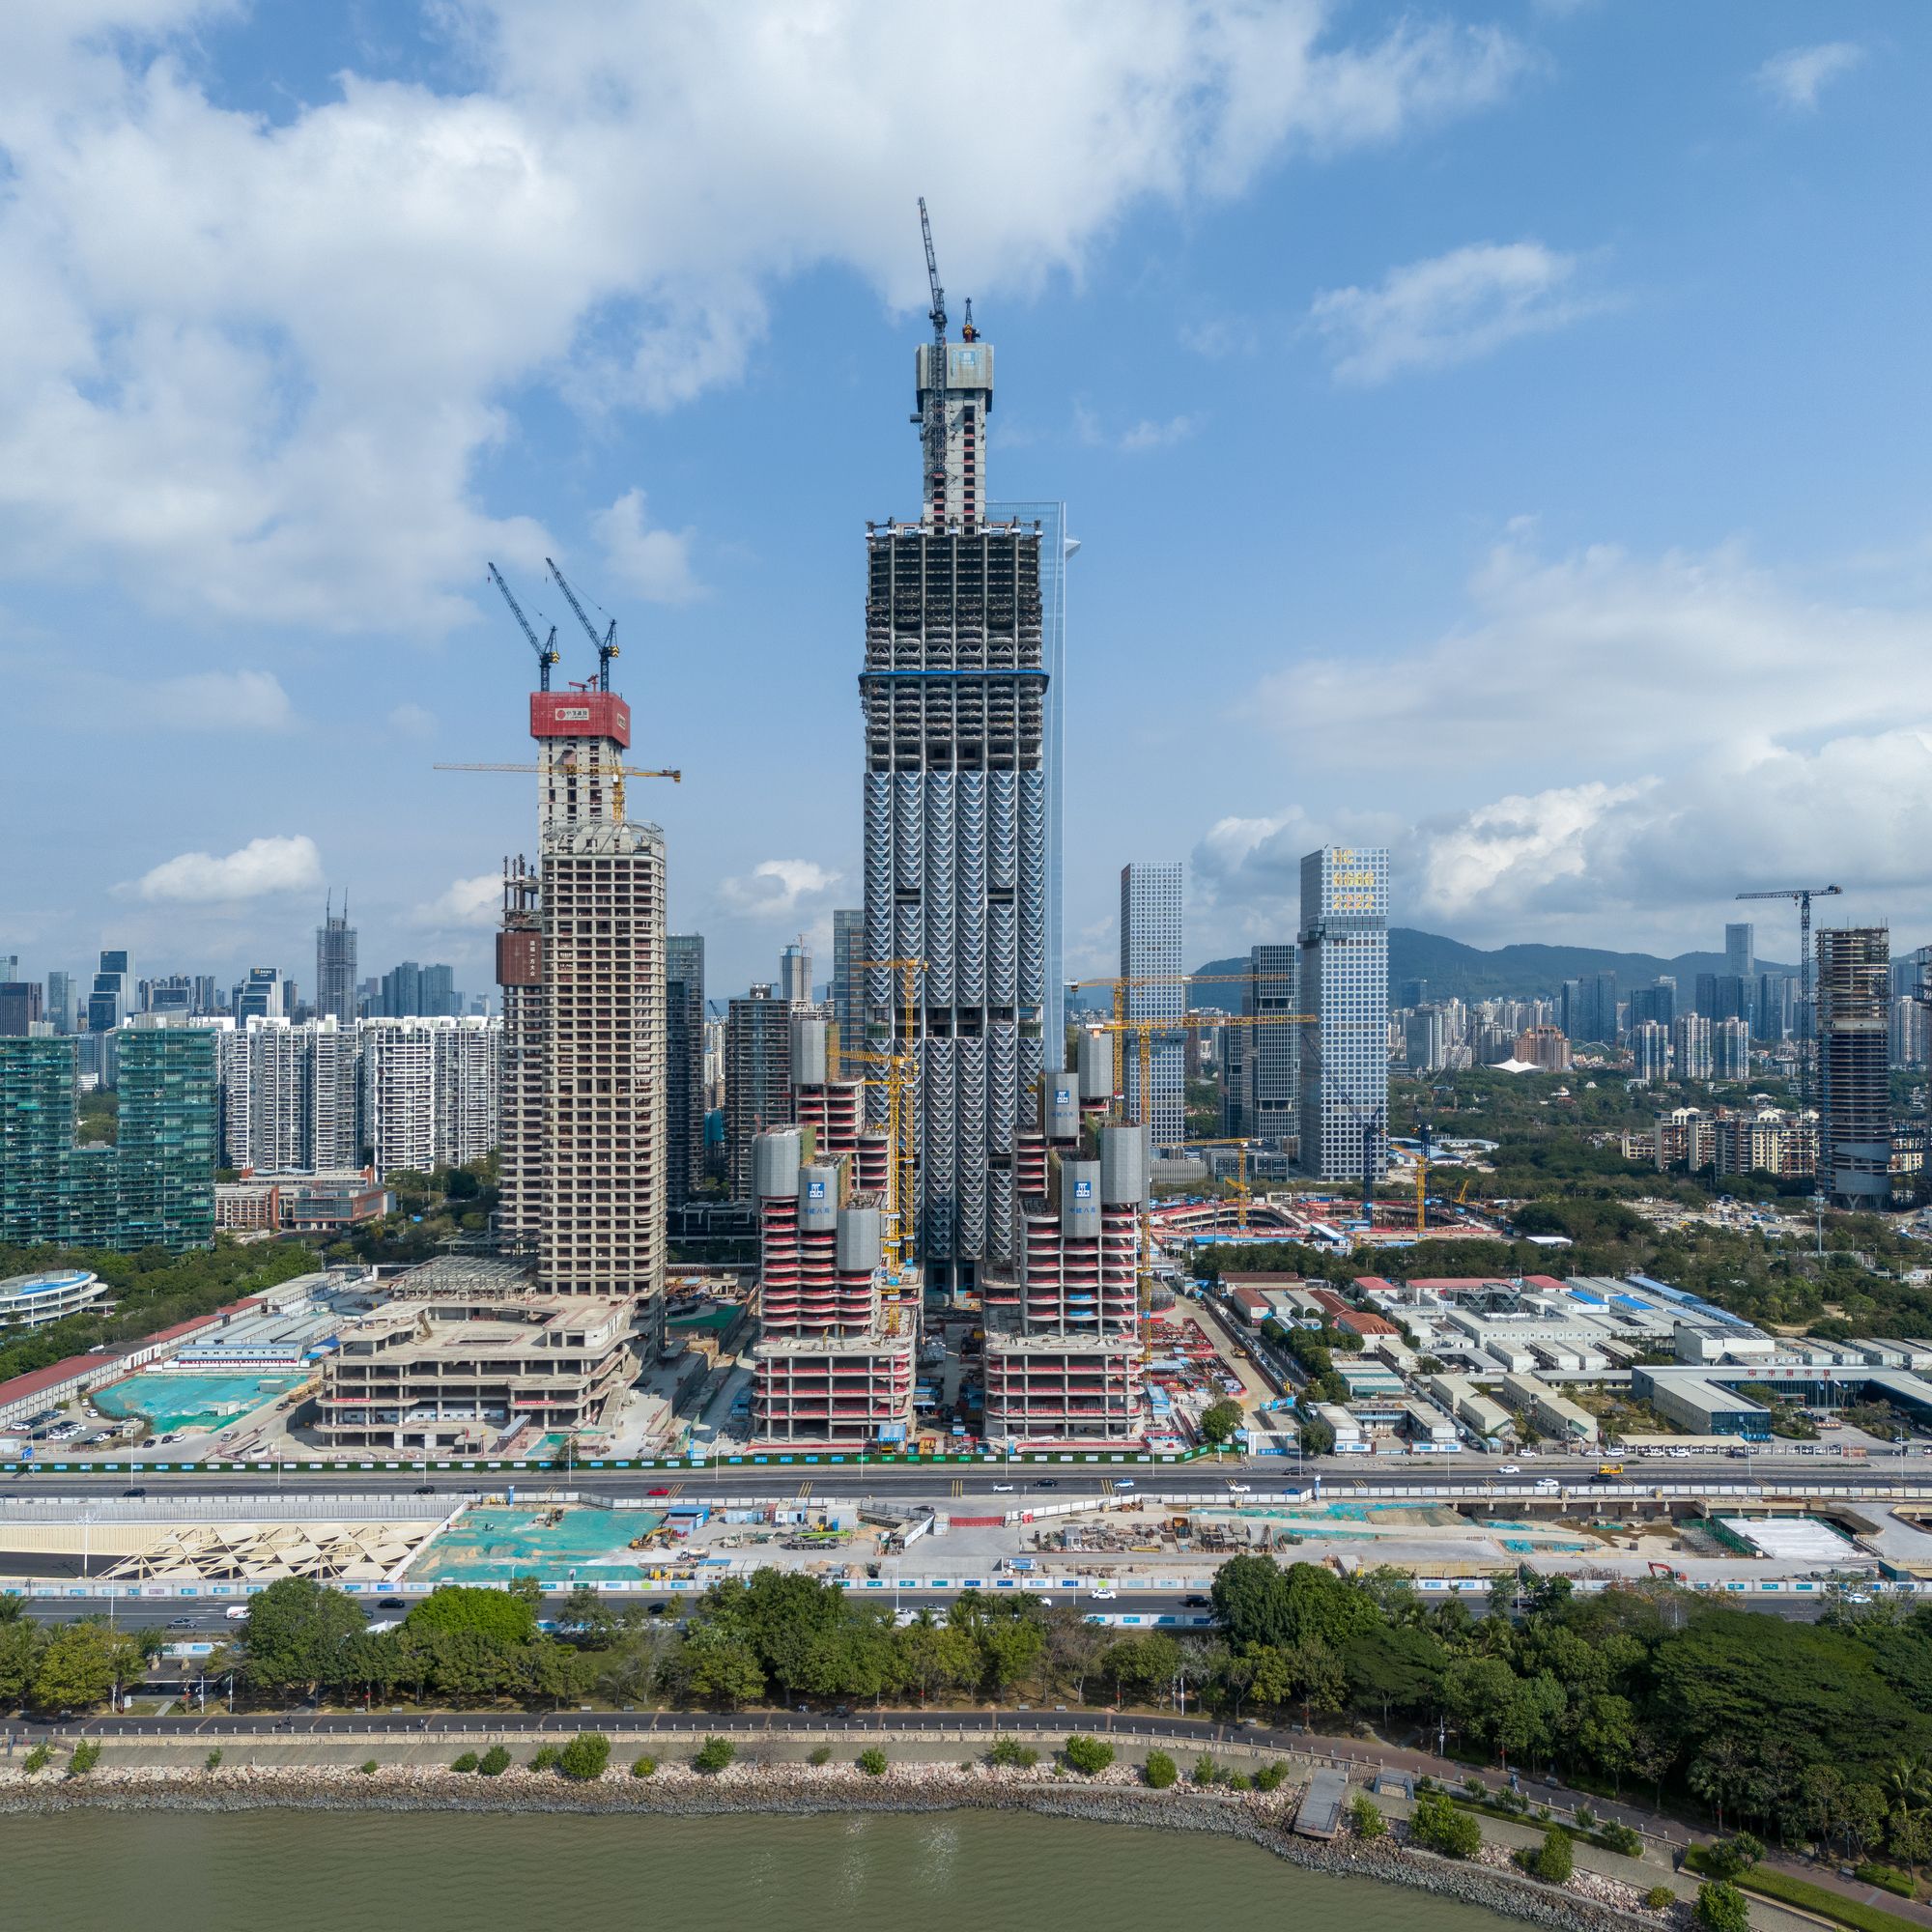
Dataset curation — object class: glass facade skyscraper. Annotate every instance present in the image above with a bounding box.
[1296,846,1389,1183]
[116,1027,218,1251]
[1120,862,1184,1148]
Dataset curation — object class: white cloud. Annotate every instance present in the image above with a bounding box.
[1076,404,1203,453]
[1261,528,1932,774]
[1120,413,1204,453]
[124,833,322,903]
[1755,43,1864,112]
[718,859,839,917]
[0,3,1526,633]
[1179,316,1258,360]
[591,489,703,605]
[146,668,293,730]
[387,701,437,739]
[1309,242,1605,386]
[1206,526,1932,952]
[413,872,501,929]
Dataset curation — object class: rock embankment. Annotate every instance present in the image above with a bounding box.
[0,1759,1672,1932]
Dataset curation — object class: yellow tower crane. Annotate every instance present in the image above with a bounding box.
[434,756,680,823]
[1181,1137,1256,1236]
[1066,973,1258,1122]
[844,957,926,1278]
[1080,1008,1315,1363]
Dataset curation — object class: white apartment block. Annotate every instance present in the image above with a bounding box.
[359,1016,500,1174]
[218,1016,361,1174]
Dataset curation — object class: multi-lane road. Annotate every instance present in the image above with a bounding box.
[5,1451,1927,1507]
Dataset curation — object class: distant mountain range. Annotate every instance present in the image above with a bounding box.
[1133,928,1802,1007]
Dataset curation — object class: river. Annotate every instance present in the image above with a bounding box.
[0,1806,1519,1929]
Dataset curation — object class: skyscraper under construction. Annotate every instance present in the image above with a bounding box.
[861,222,1057,1294]
[497,686,668,1350]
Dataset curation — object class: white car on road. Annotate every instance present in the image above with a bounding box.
[1497,1463,1521,1475]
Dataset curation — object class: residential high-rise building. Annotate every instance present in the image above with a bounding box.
[217,1015,361,1173]
[830,909,865,1071]
[725,984,792,1201]
[1120,862,1184,1149]
[495,685,667,1336]
[1630,1020,1670,1084]
[0,982,43,1037]
[358,1016,499,1173]
[43,972,75,1036]
[1818,926,1890,1208]
[316,895,357,1023]
[1713,1017,1751,1081]
[665,934,705,1207]
[1890,996,1929,1071]
[1243,943,1298,1140]
[0,1036,77,1243]
[1671,1013,1713,1082]
[1725,922,1755,979]
[779,941,812,1008]
[1296,847,1389,1183]
[115,1027,218,1251]
[860,298,1054,1293]
[1514,1025,1573,1072]
[88,949,133,1033]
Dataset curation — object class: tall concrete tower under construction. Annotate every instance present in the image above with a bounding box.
[862,213,1058,1294]
[497,686,668,1350]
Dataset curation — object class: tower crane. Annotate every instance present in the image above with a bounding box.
[916,197,948,516]
[545,555,619,693]
[433,757,680,825]
[1735,883,1842,1111]
[846,957,927,1277]
[1066,973,1265,1125]
[1180,1137,1257,1236]
[486,562,558,692]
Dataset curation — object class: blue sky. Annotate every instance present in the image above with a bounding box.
[4,1,1930,1004]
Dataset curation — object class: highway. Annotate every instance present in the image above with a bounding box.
[5,1452,1928,1506]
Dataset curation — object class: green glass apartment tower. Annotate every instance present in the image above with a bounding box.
[115,1029,217,1251]
[0,1036,77,1244]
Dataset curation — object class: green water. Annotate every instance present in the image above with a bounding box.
[0,1807,1512,1931]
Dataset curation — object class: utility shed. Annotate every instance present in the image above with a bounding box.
[1294,1767,1349,1840]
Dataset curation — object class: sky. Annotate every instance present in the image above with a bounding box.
[4,1,1931,1006]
